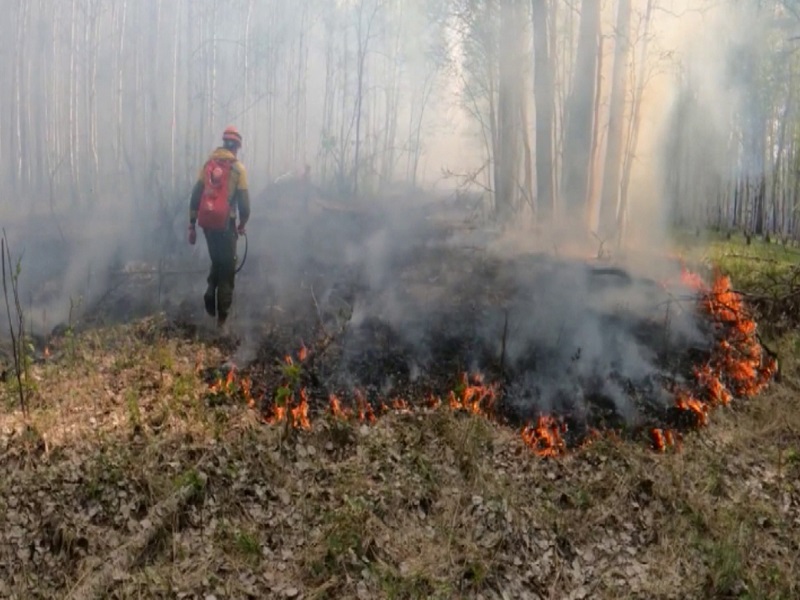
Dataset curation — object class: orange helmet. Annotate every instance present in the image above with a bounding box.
[222,125,242,146]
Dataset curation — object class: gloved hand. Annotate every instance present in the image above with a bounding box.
[236,222,246,236]
[188,224,197,245]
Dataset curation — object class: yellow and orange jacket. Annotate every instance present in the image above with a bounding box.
[189,148,251,228]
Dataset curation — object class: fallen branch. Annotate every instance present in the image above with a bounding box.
[66,469,208,600]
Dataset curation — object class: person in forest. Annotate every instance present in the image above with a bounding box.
[188,126,251,329]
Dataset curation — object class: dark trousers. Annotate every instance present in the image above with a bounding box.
[203,226,237,320]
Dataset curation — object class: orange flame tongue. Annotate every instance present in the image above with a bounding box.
[240,377,255,408]
[449,373,497,415]
[290,388,311,430]
[266,403,287,424]
[521,416,567,457]
[675,391,709,426]
[651,428,678,452]
[329,394,352,419]
[355,389,377,423]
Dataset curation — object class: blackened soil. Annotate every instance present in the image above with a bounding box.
[75,207,749,448]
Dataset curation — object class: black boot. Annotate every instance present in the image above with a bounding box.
[204,287,217,317]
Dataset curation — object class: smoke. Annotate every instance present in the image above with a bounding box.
[207,174,707,430]
[638,0,785,236]
[0,0,758,431]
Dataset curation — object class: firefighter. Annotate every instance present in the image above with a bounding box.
[188,126,251,329]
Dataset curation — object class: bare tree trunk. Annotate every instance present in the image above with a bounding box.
[12,0,30,195]
[495,0,525,224]
[408,71,435,188]
[598,0,632,239]
[771,86,792,236]
[353,0,381,199]
[520,95,534,215]
[338,15,350,191]
[87,0,100,204]
[617,0,654,241]
[381,7,402,187]
[116,0,128,176]
[243,0,254,134]
[210,0,219,136]
[561,0,601,227]
[320,7,336,182]
[531,0,556,223]
[551,0,563,204]
[68,0,80,205]
[171,0,182,192]
[586,34,606,233]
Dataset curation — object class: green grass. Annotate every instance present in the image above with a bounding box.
[674,230,800,290]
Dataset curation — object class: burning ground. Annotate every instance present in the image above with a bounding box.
[0,207,794,598]
[200,263,777,458]
[173,198,777,457]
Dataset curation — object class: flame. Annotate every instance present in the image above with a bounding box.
[298,344,308,362]
[208,376,223,395]
[209,367,237,395]
[651,428,679,452]
[521,416,567,457]
[329,394,353,419]
[44,346,51,359]
[426,394,442,409]
[675,391,709,426]
[694,364,732,406]
[448,373,497,415]
[265,400,287,425]
[240,377,255,408]
[666,269,778,433]
[354,389,377,423]
[290,388,311,430]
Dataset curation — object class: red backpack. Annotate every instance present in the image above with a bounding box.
[197,157,235,230]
